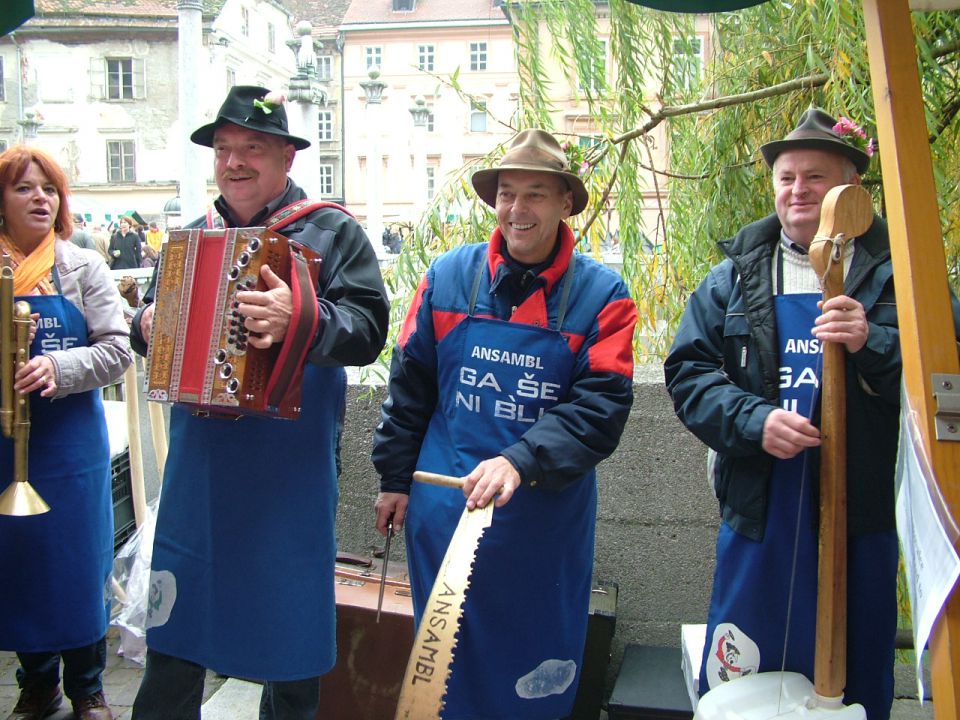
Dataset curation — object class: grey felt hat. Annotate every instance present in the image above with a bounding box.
[760,107,871,174]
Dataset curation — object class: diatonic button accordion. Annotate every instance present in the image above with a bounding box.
[146,226,321,420]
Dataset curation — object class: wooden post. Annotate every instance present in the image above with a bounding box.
[862,3,960,720]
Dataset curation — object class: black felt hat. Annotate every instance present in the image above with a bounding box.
[760,107,871,174]
[190,85,310,150]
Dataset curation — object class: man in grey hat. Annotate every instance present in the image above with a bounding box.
[372,129,637,719]
[128,86,389,720]
[664,107,949,720]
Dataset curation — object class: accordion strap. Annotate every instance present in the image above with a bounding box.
[267,200,354,231]
[261,199,345,412]
[264,248,319,411]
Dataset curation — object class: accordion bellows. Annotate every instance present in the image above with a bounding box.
[146,226,321,419]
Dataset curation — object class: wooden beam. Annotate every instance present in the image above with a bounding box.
[861,3,960,720]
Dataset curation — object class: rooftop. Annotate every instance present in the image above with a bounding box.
[342,0,507,26]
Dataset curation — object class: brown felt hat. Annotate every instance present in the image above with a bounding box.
[472,129,589,215]
[760,107,871,174]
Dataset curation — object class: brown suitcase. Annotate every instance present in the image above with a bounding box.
[317,557,414,719]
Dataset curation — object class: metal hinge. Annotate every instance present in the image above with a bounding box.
[932,373,960,441]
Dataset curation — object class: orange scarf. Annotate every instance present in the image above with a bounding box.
[0,229,56,295]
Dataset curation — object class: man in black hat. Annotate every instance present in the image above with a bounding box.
[664,108,930,720]
[372,129,637,719]
[128,86,389,720]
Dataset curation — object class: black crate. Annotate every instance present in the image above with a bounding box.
[570,579,619,720]
[607,645,694,720]
[111,449,136,551]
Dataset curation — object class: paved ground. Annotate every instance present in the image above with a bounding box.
[0,628,226,720]
[0,629,939,720]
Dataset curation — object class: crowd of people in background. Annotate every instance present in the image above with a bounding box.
[68,215,172,270]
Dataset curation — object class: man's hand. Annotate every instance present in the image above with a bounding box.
[236,265,293,349]
[812,295,868,353]
[139,303,155,343]
[375,492,409,535]
[463,456,521,510]
[762,408,821,460]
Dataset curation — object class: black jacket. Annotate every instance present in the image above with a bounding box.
[109,230,142,270]
[664,213,938,540]
[130,181,389,369]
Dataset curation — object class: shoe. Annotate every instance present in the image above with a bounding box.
[5,685,62,720]
[71,691,113,720]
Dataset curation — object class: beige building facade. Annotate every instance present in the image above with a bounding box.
[339,0,516,233]
[0,0,300,228]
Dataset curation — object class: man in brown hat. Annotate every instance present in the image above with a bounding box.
[128,86,389,720]
[372,129,637,719]
[664,107,933,720]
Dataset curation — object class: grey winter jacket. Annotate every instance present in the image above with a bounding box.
[47,240,132,397]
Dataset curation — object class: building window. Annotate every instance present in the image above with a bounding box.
[318,55,333,81]
[318,110,334,141]
[393,0,415,9]
[578,39,607,94]
[470,42,487,71]
[0,58,5,102]
[319,164,334,196]
[418,45,434,72]
[104,58,145,101]
[226,68,236,87]
[241,7,249,37]
[672,35,704,90]
[267,23,276,53]
[427,111,435,133]
[366,46,382,72]
[469,100,486,133]
[107,140,136,183]
[426,166,436,199]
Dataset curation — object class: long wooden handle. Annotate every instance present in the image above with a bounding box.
[124,361,148,529]
[413,470,465,490]
[808,183,871,701]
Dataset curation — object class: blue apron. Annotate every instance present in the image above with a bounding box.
[408,259,596,720]
[144,362,343,681]
[700,293,821,691]
[0,289,113,652]
[698,292,899,716]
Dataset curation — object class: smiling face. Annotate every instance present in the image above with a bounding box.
[119,218,131,233]
[495,170,573,265]
[212,123,295,225]
[772,149,859,248]
[1,161,61,252]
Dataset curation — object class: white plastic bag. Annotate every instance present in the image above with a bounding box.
[110,499,158,665]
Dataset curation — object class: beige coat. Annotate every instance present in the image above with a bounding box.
[46,239,132,396]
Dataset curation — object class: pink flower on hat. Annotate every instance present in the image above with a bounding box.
[833,116,876,157]
[252,91,286,115]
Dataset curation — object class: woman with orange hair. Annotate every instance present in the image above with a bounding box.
[0,145,132,720]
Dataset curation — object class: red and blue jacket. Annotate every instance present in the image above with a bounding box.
[373,222,637,493]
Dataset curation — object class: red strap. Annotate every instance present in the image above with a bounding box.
[267,200,354,231]
[263,248,320,410]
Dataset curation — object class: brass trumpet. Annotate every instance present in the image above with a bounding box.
[0,257,49,515]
